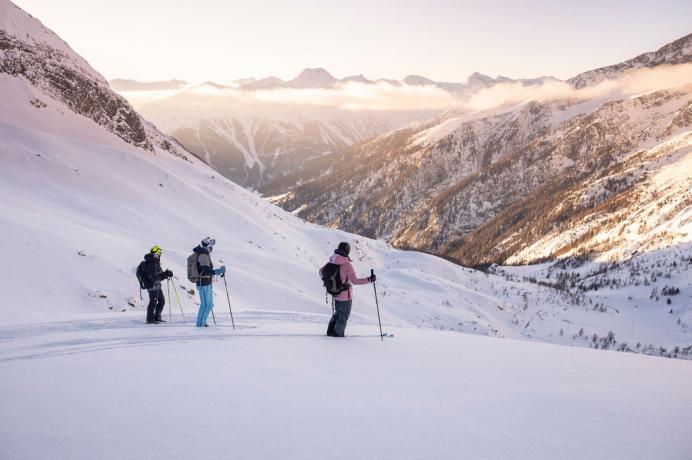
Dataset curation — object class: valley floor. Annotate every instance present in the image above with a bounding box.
[1,312,691,460]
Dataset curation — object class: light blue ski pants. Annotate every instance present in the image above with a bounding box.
[196,284,214,327]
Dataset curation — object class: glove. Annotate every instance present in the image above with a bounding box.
[214,266,226,276]
[164,269,173,279]
[368,274,377,283]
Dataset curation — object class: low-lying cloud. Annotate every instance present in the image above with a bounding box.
[251,63,692,112]
[462,64,692,112]
[124,63,692,114]
[251,82,461,111]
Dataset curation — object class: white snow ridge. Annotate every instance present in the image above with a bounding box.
[0,1,691,459]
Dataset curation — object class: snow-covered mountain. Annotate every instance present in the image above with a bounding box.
[244,69,558,93]
[286,67,338,88]
[266,35,692,263]
[0,1,190,158]
[568,33,692,88]
[115,69,557,94]
[111,68,557,189]
[124,70,445,189]
[264,37,692,334]
[136,92,411,189]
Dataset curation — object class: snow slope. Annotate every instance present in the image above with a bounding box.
[1,317,691,460]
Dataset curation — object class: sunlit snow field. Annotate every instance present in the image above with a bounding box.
[2,313,692,460]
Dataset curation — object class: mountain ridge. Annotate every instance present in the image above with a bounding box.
[110,69,559,94]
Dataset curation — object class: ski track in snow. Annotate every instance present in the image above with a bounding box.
[0,312,389,362]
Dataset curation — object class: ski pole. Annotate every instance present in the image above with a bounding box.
[222,274,235,330]
[211,309,216,325]
[166,279,172,322]
[371,269,384,341]
[171,280,186,322]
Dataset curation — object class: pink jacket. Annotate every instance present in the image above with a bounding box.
[321,253,370,301]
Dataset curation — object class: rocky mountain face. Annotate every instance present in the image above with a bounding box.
[438,89,692,266]
[166,113,395,189]
[264,35,692,267]
[120,67,556,190]
[0,0,188,159]
[127,67,448,190]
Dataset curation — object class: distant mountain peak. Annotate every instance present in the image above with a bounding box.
[289,68,337,88]
[376,78,400,86]
[341,74,373,84]
[296,67,333,77]
[466,72,497,86]
[198,81,230,90]
[232,77,256,86]
[240,76,285,91]
[403,75,435,86]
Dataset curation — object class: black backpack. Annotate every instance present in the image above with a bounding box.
[136,260,148,289]
[321,262,348,296]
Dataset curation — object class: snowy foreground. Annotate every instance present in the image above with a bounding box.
[1,313,691,460]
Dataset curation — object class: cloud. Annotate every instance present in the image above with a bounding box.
[461,64,692,111]
[250,81,462,111]
[124,63,692,114]
[248,64,692,112]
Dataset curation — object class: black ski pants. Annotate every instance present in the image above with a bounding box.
[146,289,165,322]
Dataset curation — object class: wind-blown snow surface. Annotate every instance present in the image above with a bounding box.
[1,317,691,460]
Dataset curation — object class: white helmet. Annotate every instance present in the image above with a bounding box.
[201,237,216,250]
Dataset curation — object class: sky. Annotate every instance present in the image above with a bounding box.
[12,0,692,84]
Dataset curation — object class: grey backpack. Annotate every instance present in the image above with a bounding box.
[187,253,200,283]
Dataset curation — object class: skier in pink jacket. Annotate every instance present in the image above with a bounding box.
[319,242,375,337]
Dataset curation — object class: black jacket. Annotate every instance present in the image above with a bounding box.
[193,245,214,286]
[143,253,164,290]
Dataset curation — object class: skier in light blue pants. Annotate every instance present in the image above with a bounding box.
[192,237,226,327]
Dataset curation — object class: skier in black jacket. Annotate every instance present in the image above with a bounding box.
[192,237,225,327]
[142,245,173,324]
